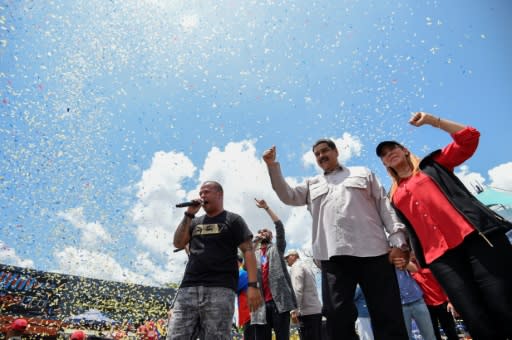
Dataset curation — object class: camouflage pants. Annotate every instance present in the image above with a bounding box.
[167,286,235,340]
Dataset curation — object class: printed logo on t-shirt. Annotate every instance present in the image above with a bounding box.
[192,223,222,236]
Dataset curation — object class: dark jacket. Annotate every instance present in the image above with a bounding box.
[394,150,512,267]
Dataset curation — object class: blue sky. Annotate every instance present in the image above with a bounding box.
[1,0,511,286]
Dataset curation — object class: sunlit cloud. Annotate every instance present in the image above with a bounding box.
[57,207,112,247]
[0,241,34,268]
[455,165,486,194]
[53,247,151,284]
[488,162,512,191]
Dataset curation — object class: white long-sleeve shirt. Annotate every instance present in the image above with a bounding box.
[268,163,407,260]
[290,259,322,316]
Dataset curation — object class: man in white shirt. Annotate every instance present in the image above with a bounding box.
[285,249,322,340]
[263,140,409,340]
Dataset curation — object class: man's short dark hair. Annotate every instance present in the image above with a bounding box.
[202,181,223,193]
[312,139,337,152]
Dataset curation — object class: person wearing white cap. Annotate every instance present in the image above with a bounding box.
[285,249,322,340]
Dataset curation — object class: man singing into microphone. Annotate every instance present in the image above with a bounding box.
[168,181,263,340]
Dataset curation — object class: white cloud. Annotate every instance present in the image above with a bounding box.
[57,207,112,246]
[53,246,151,284]
[455,165,486,194]
[130,151,196,255]
[0,240,34,268]
[283,205,312,247]
[302,132,363,170]
[488,162,512,191]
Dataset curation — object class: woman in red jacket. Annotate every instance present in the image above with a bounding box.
[376,112,512,340]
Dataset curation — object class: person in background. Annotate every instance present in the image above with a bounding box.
[263,141,409,340]
[70,330,87,340]
[406,255,459,340]
[376,112,512,340]
[236,255,254,339]
[168,181,262,340]
[145,321,158,340]
[136,321,147,339]
[253,198,297,340]
[395,267,436,340]
[354,285,374,340]
[6,318,28,340]
[285,249,323,340]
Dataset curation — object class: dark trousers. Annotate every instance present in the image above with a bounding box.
[426,302,459,340]
[244,323,266,340]
[258,300,290,340]
[429,231,512,340]
[298,313,322,340]
[321,254,408,340]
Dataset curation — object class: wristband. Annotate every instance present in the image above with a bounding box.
[248,281,259,288]
[184,211,195,219]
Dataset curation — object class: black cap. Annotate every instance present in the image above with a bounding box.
[376,141,402,157]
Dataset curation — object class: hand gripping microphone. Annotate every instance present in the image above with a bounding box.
[175,200,202,208]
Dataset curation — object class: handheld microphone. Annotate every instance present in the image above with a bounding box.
[175,201,202,208]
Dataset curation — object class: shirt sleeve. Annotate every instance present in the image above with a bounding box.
[434,126,480,171]
[268,162,309,206]
[290,264,305,312]
[274,220,287,254]
[233,214,253,246]
[369,171,408,247]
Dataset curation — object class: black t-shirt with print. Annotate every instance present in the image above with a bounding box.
[180,210,253,291]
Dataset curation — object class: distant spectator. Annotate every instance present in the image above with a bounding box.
[136,322,147,339]
[237,255,251,339]
[70,330,87,340]
[395,268,436,340]
[407,256,459,340]
[145,321,158,340]
[285,249,322,340]
[6,318,28,339]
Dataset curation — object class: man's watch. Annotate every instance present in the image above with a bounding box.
[247,281,259,288]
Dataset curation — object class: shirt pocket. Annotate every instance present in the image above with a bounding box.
[342,175,371,201]
[310,181,328,201]
[343,176,368,190]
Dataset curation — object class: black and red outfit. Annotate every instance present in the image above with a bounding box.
[410,265,459,340]
[390,127,512,340]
